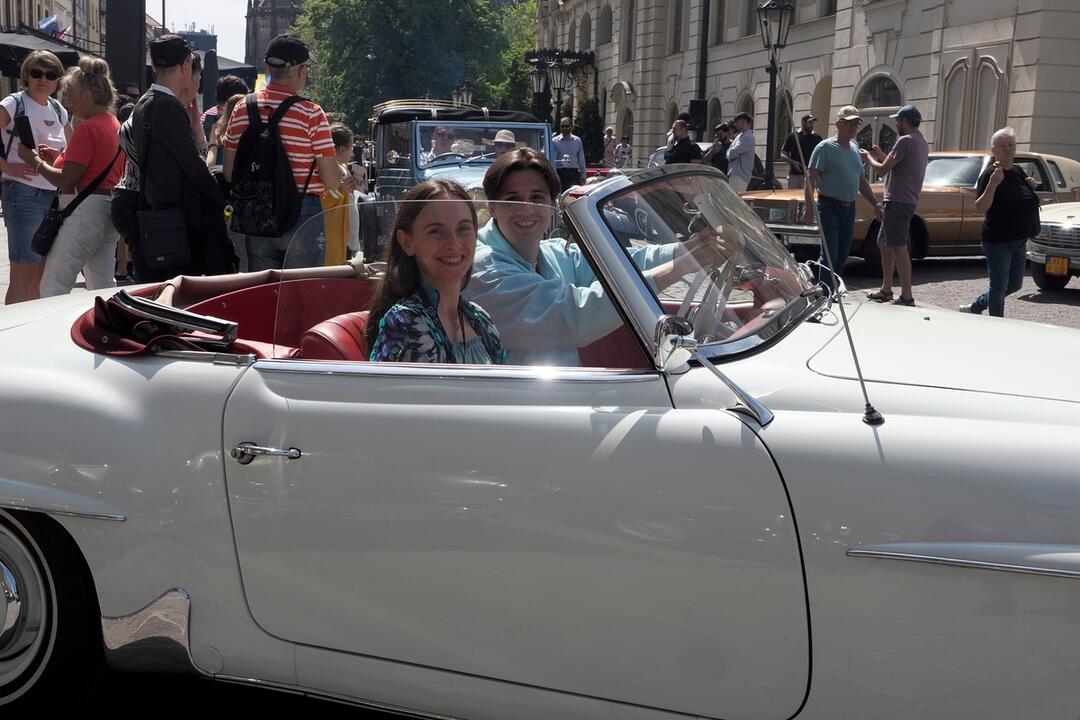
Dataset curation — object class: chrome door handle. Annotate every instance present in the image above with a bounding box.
[231,442,302,465]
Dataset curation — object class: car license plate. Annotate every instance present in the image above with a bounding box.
[1046,256,1070,275]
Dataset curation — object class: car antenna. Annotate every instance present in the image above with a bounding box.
[778,73,884,426]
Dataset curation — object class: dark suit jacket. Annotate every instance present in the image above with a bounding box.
[129,89,235,279]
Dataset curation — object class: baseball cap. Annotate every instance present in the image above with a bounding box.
[801,114,817,122]
[890,104,922,122]
[836,105,861,121]
[150,34,192,68]
[264,34,310,68]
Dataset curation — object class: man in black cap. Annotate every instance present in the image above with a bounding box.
[222,34,340,270]
[112,34,234,282]
[780,114,822,190]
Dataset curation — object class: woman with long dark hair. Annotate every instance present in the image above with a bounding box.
[367,179,505,364]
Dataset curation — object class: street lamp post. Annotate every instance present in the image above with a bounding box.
[757,0,795,190]
[529,64,548,120]
[524,49,595,124]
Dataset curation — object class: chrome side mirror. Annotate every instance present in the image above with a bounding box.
[653,314,696,372]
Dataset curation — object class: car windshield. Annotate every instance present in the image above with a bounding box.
[923,156,985,188]
[417,123,546,168]
[599,171,817,354]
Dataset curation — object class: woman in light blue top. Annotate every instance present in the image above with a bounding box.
[468,148,740,366]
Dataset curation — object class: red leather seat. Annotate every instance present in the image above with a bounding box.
[299,311,370,361]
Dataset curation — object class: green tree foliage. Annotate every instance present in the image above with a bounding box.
[573,96,604,165]
[295,0,537,133]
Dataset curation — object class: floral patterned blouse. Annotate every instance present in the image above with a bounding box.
[369,282,507,365]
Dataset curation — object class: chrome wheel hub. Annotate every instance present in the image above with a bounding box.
[0,522,48,689]
[0,560,21,657]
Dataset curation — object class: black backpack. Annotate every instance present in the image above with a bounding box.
[229,93,315,238]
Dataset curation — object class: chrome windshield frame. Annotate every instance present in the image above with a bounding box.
[565,165,820,369]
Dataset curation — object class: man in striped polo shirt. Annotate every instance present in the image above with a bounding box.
[223,34,340,270]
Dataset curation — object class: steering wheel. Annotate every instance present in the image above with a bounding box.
[432,152,467,161]
[675,259,739,343]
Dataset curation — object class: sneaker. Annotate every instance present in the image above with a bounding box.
[958,303,982,314]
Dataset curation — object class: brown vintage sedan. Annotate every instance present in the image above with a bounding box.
[742,151,1080,269]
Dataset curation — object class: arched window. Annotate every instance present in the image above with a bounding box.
[568,17,577,52]
[973,59,1003,150]
[621,0,637,62]
[579,13,592,50]
[774,92,793,158]
[856,76,902,110]
[737,94,754,118]
[597,5,613,45]
[940,61,968,150]
[619,108,635,145]
[707,97,723,132]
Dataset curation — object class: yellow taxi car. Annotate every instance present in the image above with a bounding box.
[742,151,1080,270]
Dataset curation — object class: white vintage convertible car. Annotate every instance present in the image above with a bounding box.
[2,165,1079,719]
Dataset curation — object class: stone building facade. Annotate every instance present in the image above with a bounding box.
[535,0,1080,168]
[245,0,300,66]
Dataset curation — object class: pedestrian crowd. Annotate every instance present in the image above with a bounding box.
[1,31,362,304]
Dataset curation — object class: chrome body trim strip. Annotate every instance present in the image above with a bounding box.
[101,588,198,674]
[847,549,1080,580]
[0,499,125,522]
[252,359,659,383]
[156,350,257,366]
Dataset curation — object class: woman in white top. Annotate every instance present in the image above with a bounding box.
[0,50,72,303]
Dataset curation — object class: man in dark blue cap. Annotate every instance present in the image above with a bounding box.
[780,114,822,189]
[861,104,929,306]
[113,33,235,282]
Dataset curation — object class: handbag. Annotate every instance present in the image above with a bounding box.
[30,146,121,257]
[136,206,189,270]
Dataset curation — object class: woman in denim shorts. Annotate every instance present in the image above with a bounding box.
[0,50,71,304]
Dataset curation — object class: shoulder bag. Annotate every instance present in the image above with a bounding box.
[30,145,121,257]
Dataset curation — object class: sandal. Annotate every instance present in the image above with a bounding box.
[891,296,915,307]
[865,289,893,302]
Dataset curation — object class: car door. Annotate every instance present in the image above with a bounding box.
[222,358,809,719]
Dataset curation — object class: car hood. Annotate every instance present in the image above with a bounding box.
[1039,202,1080,224]
[808,302,1080,403]
[420,163,488,191]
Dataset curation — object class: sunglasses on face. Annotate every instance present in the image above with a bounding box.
[434,131,455,139]
[29,69,60,81]
[494,142,514,150]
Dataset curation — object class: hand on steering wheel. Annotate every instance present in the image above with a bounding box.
[674,224,745,277]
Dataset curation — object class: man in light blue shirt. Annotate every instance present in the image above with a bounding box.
[725,112,756,192]
[551,117,586,191]
[802,105,883,288]
[469,219,674,366]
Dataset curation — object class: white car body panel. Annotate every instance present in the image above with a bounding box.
[2,166,1080,718]
[223,361,809,718]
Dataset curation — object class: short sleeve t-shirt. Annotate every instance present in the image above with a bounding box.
[223,83,335,194]
[974,163,1040,244]
[883,131,929,204]
[808,138,864,203]
[55,112,123,190]
[781,131,822,175]
[1,91,69,190]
